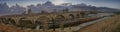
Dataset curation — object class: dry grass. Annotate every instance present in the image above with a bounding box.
[0,24,60,32]
[0,15,120,32]
[76,15,120,32]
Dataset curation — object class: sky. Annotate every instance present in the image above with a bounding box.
[0,0,120,9]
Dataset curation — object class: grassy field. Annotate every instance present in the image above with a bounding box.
[76,15,120,32]
[0,15,120,32]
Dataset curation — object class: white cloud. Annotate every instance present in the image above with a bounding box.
[50,0,68,5]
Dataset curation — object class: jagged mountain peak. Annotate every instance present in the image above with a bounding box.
[45,1,52,4]
[42,1,54,6]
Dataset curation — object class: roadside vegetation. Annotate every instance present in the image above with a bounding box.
[77,15,120,32]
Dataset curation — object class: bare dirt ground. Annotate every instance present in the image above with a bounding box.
[75,15,120,32]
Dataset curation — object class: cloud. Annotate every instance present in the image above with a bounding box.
[50,0,68,5]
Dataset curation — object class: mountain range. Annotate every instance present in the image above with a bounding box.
[0,1,120,15]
